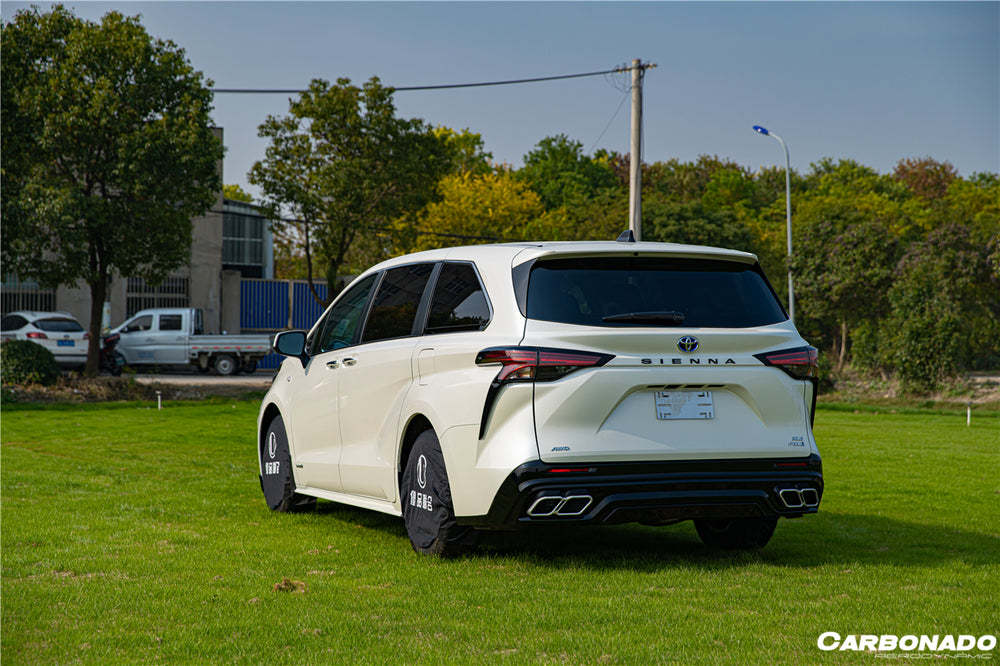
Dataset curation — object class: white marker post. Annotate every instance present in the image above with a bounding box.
[157,391,162,411]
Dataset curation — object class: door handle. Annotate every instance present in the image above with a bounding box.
[342,356,358,367]
[326,360,340,369]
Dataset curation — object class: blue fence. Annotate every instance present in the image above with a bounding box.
[240,279,329,369]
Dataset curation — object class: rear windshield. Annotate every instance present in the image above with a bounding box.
[35,318,85,333]
[526,257,787,328]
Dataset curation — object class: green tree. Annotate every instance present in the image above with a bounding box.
[518,134,618,211]
[400,170,549,253]
[223,184,253,203]
[792,220,900,367]
[643,200,754,250]
[1,5,222,375]
[249,77,452,303]
[433,127,494,176]
[880,224,998,391]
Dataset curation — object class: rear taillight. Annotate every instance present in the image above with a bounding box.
[83,332,90,340]
[754,346,819,380]
[475,346,614,438]
[26,332,47,339]
[475,347,613,383]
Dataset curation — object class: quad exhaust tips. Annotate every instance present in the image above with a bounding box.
[527,494,593,517]
[778,487,820,509]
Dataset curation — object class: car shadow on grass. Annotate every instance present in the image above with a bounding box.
[309,502,998,570]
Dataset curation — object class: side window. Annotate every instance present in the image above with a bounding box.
[313,274,377,354]
[361,263,434,344]
[0,315,28,331]
[425,263,491,334]
[123,315,153,333]
[159,315,183,331]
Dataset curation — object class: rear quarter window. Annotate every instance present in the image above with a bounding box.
[425,263,491,334]
[526,257,786,328]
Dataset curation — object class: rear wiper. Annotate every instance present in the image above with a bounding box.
[601,311,686,325]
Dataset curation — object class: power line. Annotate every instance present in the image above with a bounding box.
[211,64,646,95]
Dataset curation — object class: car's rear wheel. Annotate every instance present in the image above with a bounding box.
[214,354,237,376]
[400,430,477,556]
[694,517,778,550]
[260,415,316,513]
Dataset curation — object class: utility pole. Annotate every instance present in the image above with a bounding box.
[627,59,655,241]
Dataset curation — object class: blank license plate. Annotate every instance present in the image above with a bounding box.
[655,390,714,420]
[57,340,75,347]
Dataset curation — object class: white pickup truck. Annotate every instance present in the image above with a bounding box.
[113,308,273,375]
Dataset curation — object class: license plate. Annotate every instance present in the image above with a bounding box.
[655,390,714,420]
[57,340,75,347]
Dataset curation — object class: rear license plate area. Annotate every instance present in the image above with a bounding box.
[655,390,714,420]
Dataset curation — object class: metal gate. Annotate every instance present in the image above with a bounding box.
[240,279,329,369]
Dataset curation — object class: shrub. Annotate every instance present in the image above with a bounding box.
[1,339,60,386]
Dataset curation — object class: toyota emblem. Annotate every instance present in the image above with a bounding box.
[677,336,699,353]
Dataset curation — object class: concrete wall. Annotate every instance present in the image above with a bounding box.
[221,269,242,334]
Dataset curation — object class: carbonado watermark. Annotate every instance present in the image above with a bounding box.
[818,633,996,658]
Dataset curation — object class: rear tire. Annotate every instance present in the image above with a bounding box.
[695,517,778,550]
[400,430,477,556]
[214,354,237,376]
[260,415,316,513]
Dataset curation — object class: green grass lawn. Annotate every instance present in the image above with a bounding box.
[2,400,997,664]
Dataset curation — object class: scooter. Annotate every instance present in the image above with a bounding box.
[99,332,125,376]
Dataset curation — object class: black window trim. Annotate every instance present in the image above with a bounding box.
[419,260,494,336]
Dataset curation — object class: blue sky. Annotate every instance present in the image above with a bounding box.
[4,2,998,198]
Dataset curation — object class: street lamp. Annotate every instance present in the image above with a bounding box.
[753,125,795,326]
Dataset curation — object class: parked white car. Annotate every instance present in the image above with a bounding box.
[0,310,89,367]
[257,238,823,555]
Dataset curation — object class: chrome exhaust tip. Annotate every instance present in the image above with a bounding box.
[556,495,592,516]
[527,494,593,517]
[778,488,805,509]
[527,496,562,517]
[801,488,820,507]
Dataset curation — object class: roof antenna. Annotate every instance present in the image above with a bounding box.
[616,230,636,243]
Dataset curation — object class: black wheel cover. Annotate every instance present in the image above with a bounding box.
[401,430,476,556]
[261,416,294,510]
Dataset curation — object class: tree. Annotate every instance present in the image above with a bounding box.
[399,170,548,253]
[1,5,223,375]
[880,224,997,391]
[223,184,253,202]
[643,200,754,250]
[518,134,618,210]
[249,77,452,303]
[893,156,957,202]
[792,220,900,367]
[433,127,494,176]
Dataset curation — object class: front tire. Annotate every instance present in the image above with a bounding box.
[400,430,477,556]
[260,415,316,513]
[694,517,778,550]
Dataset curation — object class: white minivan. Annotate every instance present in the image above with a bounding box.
[257,239,823,555]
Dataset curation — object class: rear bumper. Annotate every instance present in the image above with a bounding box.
[461,454,823,530]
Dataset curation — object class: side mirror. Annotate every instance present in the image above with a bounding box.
[273,330,308,366]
